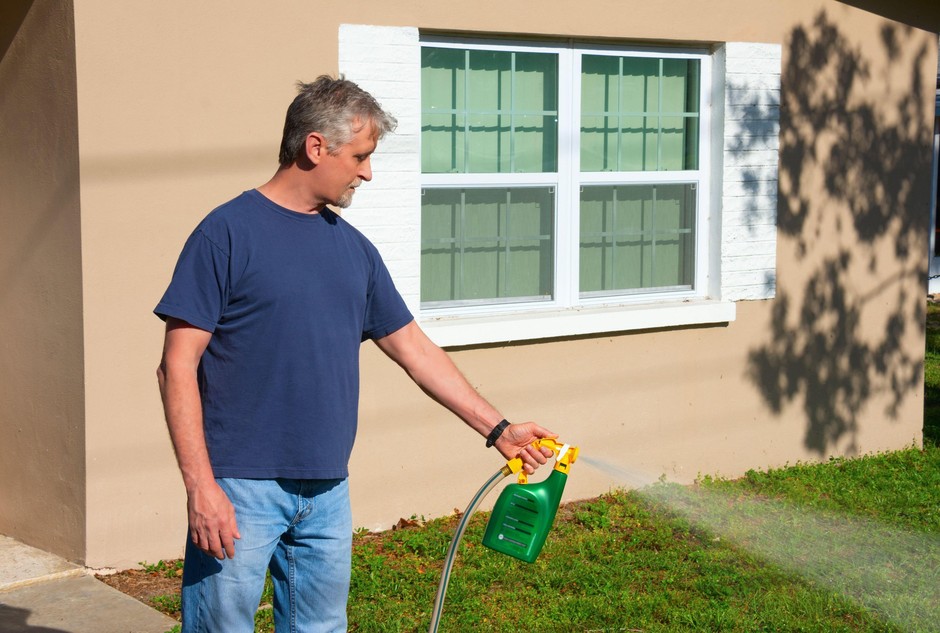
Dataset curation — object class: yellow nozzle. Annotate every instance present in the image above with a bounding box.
[505,438,579,483]
[501,457,525,477]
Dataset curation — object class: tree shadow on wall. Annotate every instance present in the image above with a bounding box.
[745,12,933,455]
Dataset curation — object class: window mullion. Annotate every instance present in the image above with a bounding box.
[611,186,619,290]
[555,47,576,309]
[509,53,515,174]
[617,56,623,172]
[463,50,470,174]
[458,190,467,300]
[502,189,510,298]
[651,185,658,288]
[657,58,664,171]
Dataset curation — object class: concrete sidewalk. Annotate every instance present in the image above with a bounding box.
[0,535,178,633]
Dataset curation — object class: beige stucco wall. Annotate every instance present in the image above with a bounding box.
[72,1,296,569]
[0,0,86,562]
[0,0,931,567]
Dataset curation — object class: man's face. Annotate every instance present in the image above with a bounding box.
[316,119,377,210]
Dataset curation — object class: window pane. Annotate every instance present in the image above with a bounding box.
[514,114,557,173]
[421,188,555,305]
[467,114,509,172]
[662,58,700,170]
[422,48,466,173]
[580,114,613,172]
[515,53,558,111]
[579,184,695,294]
[623,116,657,171]
[662,58,700,113]
[423,112,465,173]
[620,57,659,112]
[422,47,558,173]
[581,55,619,112]
[660,116,688,170]
[581,54,700,172]
[467,50,510,110]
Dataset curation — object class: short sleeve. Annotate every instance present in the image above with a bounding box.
[361,250,413,341]
[154,229,230,333]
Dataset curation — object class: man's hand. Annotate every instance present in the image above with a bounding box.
[186,481,240,559]
[494,422,558,474]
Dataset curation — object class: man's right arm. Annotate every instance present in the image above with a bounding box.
[157,317,240,559]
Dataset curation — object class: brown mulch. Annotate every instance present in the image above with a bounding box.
[96,565,183,620]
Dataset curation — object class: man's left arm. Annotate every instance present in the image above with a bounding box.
[373,321,556,473]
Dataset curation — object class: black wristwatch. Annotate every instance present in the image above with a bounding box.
[485,419,510,448]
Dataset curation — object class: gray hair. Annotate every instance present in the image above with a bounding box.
[277,75,397,166]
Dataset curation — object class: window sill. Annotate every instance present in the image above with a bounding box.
[420,298,736,347]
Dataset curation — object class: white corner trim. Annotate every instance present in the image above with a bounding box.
[421,300,736,347]
[338,24,423,316]
[720,42,781,302]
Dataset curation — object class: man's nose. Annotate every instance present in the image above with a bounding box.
[359,158,372,182]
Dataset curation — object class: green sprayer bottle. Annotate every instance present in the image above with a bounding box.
[482,439,579,563]
[429,438,579,632]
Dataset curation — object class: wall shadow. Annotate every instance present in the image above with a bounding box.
[0,1,32,61]
[745,12,932,454]
[835,0,940,34]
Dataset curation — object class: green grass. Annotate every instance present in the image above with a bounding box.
[346,446,939,632]
[141,559,184,577]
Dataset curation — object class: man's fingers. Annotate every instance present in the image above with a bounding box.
[220,527,237,559]
[532,424,558,440]
[192,527,208,553]
[191,523,236,559]
[204,530,223,559]
[519,445,545,474]
[524,443,549,464]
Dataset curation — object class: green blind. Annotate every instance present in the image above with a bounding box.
[421,187,554,305]
[579,184,695,294]
[581,55,700,172]
[422,47,559,173]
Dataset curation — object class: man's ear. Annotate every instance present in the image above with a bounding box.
[305,132,327,165]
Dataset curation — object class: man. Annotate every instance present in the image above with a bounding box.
[155,76,556,633]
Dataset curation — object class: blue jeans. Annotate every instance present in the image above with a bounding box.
[181,478,352,633]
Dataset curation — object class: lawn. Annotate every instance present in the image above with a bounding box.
[126,303,940,633]
[344,447,938,633]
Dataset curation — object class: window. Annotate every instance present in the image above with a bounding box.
[420,39,710,314]
[339,26,780,345]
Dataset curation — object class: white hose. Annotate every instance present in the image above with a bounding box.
[428,466,510,633]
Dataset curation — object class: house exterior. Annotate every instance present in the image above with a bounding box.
[1,0,938,568]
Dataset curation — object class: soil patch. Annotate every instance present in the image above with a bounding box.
[96,566,183,620]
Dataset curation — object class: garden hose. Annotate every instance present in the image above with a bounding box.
[428,464,512,633]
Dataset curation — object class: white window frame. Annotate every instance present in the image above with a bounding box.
[339,26,780,347]
[419,37,567,319]
[420,37,712,319]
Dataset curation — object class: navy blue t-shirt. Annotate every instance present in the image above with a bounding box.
[155,189,413,479]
